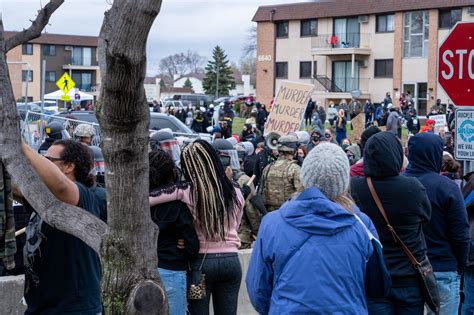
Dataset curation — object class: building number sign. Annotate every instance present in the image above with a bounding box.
[258,55,272,62]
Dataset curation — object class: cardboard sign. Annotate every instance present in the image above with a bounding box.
[264,81,314,136]
[430,114,447,134]
[350,114,365,143]
[455,108,474,161]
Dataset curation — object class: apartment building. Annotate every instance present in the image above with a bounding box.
[253,0,474,114]
[5,32,100,102]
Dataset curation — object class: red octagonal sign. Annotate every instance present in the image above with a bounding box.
[438,22,474,106]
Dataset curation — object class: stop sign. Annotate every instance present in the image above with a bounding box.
[438,22,474,106]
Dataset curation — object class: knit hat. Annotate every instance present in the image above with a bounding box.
[300,142,350,199]
[360,126,381,151]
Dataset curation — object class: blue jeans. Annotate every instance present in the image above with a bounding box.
[368,285,425,315]
[426,271,461,315]
[463,270,474,315]
[158,268,187,315]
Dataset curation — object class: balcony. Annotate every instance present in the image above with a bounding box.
[62,57,99,70]
[311,33,371,56]
[312,75,371,99]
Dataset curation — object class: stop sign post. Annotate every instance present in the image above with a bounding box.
[438,22,474,106]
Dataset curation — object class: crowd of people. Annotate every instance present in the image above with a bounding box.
[2,93,474,315]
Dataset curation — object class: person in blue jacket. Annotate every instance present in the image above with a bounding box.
[246,142,376,314]
[405,132,470,315]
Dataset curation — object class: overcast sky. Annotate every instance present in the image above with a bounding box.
[1,0,309,75]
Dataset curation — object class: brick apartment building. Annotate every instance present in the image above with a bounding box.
[5,32,100,102]
[253,0,474,114]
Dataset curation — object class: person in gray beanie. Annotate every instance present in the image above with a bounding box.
[247,142,379,314]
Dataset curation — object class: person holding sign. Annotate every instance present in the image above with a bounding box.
[335,109,347,145]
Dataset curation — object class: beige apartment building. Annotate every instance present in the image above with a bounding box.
[5,32,101,102]
[253,0,474,114]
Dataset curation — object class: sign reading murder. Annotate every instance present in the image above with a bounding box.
[455,108,474,160]
[430,114,447,134]
[264,81,314,136]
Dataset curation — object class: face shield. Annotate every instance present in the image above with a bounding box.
[218,149,240,170]
[159,139,181,167]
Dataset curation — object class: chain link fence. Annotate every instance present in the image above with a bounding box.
[21,111,102,148]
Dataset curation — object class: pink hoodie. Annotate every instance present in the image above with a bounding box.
[150,183,244,254]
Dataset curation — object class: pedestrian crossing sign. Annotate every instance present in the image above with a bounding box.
[56,73,75,94]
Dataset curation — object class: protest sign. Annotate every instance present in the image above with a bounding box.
[430,114,447,134]
[264,81,314,136]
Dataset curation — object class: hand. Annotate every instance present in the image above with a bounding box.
[225,166,233,181]
[177,239,185,249]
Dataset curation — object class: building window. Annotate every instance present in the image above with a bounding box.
[42,45,56,56]
[301,19,317,37]
[72,47,93,66]
[374,59,393,78]
[45,71,56,82]
[403,11,429,58]
[72,72,93,91]
[22,44,33,55]
[313,61,317,77]
[22,70,33,82]
[276,21,289,38]
[376,14,395,33]
[299,61,312,78]
[439,9,462,29]
[275,62,288,78]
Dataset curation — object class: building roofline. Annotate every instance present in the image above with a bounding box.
[252,0,474,22]
[4,31,98,47]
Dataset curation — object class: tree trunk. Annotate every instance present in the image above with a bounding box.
[97,1,167,314]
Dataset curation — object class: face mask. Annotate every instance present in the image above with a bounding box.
[312,135,321,143]
[341,144,349,151]
[296,155,304,165]
[347,154,356,165]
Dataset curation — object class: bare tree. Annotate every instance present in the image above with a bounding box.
[97,0,167,313]
[0,0,107,253]
[242,25,257,58]
[159,50,205,77]
[185,49,206,73]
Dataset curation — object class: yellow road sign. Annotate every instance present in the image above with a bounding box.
[56,72,75,94]
[60,95,71,101]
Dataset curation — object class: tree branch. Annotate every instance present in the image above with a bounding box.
[4,0,65,52]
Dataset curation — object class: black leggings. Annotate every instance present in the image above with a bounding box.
[188,253,242,315]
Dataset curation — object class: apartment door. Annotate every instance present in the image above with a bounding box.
[333,17,360,48]
[402,82,428,114]
[333,61,359,92]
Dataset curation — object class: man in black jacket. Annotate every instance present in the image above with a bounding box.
[405,133,469,315]
[351,132,431,314]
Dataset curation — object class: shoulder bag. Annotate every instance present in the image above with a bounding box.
[187,252,207,300]
[367,177,440,314]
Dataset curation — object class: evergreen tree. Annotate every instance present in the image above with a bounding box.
[183,78,193,89]
[159,79,166,88]
[203,46,235,96]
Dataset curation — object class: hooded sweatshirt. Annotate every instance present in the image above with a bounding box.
[404,133,469,272]
[246,187,374,314]
[351,132,431,286]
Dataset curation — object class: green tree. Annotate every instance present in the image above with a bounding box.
[203,46,235,96]
[183,78,193,89]
[159,79,166,88]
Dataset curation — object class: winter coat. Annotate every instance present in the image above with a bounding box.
[386,110,401,135]
[327,106,338,120]
[405,133,470,272]
[351,132,432,286]
[246,187,374,315]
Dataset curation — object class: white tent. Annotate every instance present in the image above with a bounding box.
[44,89,94,101]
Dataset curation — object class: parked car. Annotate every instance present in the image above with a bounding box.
[173,94,213,107]
[32,100,60,114]
[17,103,42,114]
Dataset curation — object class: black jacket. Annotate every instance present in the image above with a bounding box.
[244,153,258,177]
[151,200,199,271]
[351,132,431,286]
[405,133,469,272]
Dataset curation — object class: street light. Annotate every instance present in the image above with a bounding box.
[7,61,31,106]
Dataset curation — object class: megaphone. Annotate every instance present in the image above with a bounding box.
[266,132,281,151]
[290,131,310,146]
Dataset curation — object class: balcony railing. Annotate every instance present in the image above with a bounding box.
[76,84,92,92]
[313,75,370,93]
[311,33,371,49]
[63,56,98,67]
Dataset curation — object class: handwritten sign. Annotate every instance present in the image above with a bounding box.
[430,114,447,134]
[264,81,314,136]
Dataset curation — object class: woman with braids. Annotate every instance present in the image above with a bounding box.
[149,139,244,315]
[149,149,199,315]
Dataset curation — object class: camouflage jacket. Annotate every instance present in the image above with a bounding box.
[261,157,304,211]
[236,172,261,247]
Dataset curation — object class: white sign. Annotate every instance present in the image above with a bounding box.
[455,108,474,160]
[430,114,447,134]
[258,55,272,62]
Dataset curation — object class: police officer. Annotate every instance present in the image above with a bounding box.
[38,121,65,155]
[260,135,304,212]
[73,124,96,146]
